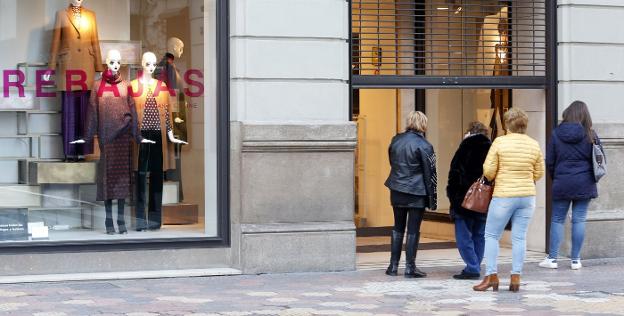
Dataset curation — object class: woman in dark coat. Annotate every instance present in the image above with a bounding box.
[446,122,492,280]
[384,111,438,278]
[540,101,601,270]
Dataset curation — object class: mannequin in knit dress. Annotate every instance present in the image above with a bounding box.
[71,50,155,234]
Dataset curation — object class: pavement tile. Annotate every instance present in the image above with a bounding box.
[0,258,624,315]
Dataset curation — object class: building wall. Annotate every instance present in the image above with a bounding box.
[229,0,356,273]
[558,0,624,258]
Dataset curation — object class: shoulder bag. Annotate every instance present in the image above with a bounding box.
[592,135,607,182]
[461,176,493,213]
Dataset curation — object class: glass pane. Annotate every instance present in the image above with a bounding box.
[0,0,218,243]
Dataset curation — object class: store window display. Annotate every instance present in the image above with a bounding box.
[0,0,218,244]
[71,50,153,235]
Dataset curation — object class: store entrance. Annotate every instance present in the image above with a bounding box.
[353,88,547,258]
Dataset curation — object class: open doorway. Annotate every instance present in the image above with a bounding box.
[354,88,547,258]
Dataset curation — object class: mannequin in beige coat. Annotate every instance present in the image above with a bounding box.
[46,0,104,160]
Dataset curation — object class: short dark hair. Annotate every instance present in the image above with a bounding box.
[466,121,489,137]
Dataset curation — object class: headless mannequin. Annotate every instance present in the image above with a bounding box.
[47,0,104,160]
[71,50,153,234]
[44,0,84,83]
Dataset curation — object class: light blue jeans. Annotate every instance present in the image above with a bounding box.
[484,196,536,276]
[548,199,590,261]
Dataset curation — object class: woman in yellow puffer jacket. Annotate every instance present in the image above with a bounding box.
[473,108,545,293]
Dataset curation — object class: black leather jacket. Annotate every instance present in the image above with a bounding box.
[384,131,438,210]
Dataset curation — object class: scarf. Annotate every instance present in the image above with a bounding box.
[103,70,122,85]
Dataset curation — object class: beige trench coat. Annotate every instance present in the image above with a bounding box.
[48,6,104,91]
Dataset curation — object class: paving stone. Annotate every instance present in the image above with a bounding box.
[1,258,624,315]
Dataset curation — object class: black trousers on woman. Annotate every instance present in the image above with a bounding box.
[136,130,164,231]
[386,190,427,277]
[392,207,425,235]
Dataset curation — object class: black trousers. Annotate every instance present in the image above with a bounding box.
[136,130,164,230]
[392,207,425,235]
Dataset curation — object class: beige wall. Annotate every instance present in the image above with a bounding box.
[357,89,397,227]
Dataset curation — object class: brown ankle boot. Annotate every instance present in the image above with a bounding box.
[509,274,520,292]
[473,274,499,292]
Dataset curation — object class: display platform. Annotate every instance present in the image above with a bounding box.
[29,162,97,185]
[163,203,199,225]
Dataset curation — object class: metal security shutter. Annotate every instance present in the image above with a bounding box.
[351,0,548,86]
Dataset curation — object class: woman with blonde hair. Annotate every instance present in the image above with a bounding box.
[473,108,545,292]
[384,111,438,278]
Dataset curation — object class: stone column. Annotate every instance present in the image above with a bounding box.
[229,0,355,273]
[558,0,624,258]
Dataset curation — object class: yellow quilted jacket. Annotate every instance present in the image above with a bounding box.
[483,133,545,197]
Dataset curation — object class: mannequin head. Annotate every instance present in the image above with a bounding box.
[71,0,84,7]
[142,52,158,77]
[167,37,184,58]
[106,50,122,74]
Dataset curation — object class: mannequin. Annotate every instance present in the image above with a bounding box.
[71,50,152,234]
[47,0,103,161]
[154,37,188,201]
[489,20,512,139]
[131,52,187,231]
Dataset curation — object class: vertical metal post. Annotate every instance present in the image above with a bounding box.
[348,0,353,120]
[545,0,558,252]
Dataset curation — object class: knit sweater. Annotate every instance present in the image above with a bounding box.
[483,133,545,197]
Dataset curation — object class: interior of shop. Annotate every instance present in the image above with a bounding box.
[352,0,547,253]
[0,0,217,243]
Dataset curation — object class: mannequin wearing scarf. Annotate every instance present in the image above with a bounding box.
[83,70,143,234]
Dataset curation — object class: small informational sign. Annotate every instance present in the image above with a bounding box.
[0,209,28,241]
[31,226,49,240]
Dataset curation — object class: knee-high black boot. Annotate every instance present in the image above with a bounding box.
[386,230,404,276]
[405,233,427,278]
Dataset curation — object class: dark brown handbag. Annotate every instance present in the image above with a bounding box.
[461,176,494,213]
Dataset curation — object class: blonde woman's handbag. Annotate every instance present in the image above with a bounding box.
[461,176,493,213]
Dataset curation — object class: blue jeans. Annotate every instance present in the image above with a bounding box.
[453,212,486,275]
[548,199,590,260]
[484,196,536,276]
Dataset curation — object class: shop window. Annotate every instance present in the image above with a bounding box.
[0,0,221,244]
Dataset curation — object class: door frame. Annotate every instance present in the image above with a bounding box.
[348,0,558,248]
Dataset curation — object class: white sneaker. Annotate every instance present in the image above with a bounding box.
[571,260,582,270]
[539,257,558,269]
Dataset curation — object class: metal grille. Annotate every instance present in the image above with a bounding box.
[351,0,546,77]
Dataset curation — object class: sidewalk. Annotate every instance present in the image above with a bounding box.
[1,257,624,315]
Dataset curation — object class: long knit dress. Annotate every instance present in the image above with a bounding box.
[84,71,142,201]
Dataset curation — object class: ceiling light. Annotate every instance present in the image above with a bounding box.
[437,7,449,10]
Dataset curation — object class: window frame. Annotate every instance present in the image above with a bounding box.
[0,0,231,254]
